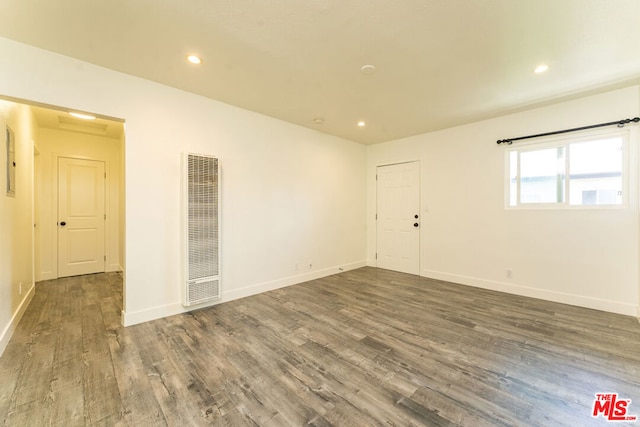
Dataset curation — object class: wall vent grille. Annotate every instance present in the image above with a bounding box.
[183,153,220,306]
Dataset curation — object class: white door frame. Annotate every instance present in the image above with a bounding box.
[375,160,421,275]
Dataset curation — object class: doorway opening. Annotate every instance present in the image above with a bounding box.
[0,96,125,284]
[28,104,125,282]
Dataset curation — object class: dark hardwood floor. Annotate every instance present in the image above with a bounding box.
[1,268,639,426]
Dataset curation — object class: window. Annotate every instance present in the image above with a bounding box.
[507,131,626,208]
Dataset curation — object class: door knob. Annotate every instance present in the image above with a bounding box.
[413,222,419,227]
[60,221,66,227]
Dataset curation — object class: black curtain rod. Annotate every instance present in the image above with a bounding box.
[496,117,640,145]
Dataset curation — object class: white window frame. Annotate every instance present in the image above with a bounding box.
[504,127,630,209]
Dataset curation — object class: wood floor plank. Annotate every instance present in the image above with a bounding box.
[12,331,56,408]
[47,384,84,425]
[1,267,640,426]
[84,379,124,424]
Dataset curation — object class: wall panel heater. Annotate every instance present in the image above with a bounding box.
[182,153,220,307]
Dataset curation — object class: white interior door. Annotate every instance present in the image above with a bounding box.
[376,161,420,275]
[58,157,106,277]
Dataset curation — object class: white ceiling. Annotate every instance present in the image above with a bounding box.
[30,105,124,139]
[1,0,639,144]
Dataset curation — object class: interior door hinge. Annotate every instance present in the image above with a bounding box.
[104,255,106,261]
[104,214,106,220]
[375,213,377,220]
[375,253,378,260]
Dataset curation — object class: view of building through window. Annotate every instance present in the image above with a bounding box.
[508,134,624,207]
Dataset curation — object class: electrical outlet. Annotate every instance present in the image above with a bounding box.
[18,282,22,295]
[295,263,299,272]
[506,269,512,279]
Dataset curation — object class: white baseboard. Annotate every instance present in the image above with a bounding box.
[122,303,190,327]
[221,260,366,302]
[122,260,366,327]
[422,269,637,317]
[0,283,35,357]
[106,263,122,273]
[37,271,55,282]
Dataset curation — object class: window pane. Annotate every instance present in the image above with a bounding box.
[569,138,622,205]
[509,151,517,206]
[520,147,565,204]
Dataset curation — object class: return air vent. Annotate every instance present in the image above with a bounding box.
[182,153,220,306]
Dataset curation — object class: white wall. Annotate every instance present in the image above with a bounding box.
[0,37,367,326]
[367,86,640,316]
[35,128,123,280]
[0,100,36,354]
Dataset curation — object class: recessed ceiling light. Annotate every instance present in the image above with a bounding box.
[360,64,376,75]
[69,112,96,120]
[534,64,549,74]
[313,117,324,125]
[357,121,366,127]
[187,55,202,65]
